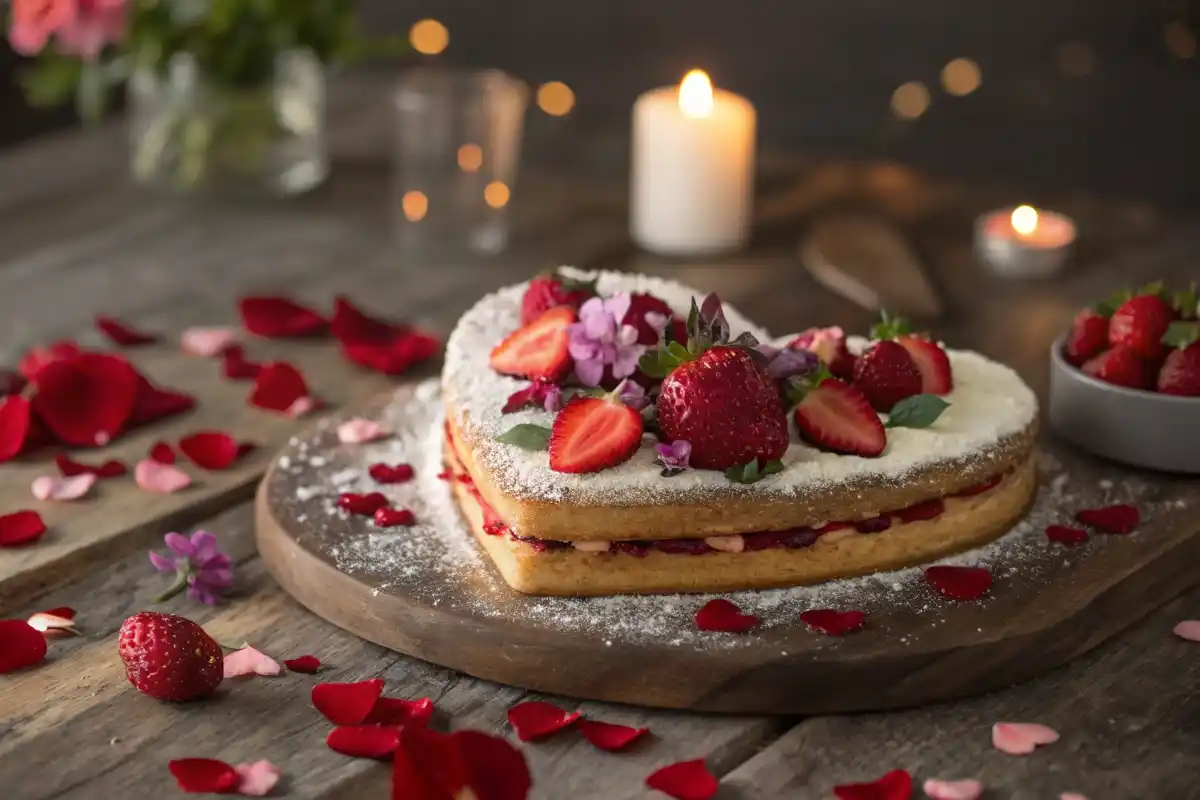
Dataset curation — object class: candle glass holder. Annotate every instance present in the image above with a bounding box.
[391,69,529,255]
[974,207,1077,279]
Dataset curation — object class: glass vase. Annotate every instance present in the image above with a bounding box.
[128,50,328,197]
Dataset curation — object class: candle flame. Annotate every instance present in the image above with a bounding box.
[1011,205,1039,236]
[679,69,714,118]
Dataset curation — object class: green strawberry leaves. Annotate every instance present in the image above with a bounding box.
[1171,281,1198,319]
[547,269,598,295]
[725,458,785,484]
[869,309,913,341]
[640,294,758,378]
[884,395,950,429]
[1162,321,1200,348]
[495,423,552,450]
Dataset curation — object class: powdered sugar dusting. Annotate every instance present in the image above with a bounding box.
[441,268,1039,507]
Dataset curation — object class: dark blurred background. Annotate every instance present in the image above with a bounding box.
[3,1,1198,206]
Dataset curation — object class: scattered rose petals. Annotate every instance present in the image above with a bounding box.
[95,316,159,347]
[224,646,283,678]
[179,431,250,471]
[239,296,326,338]
[0,510,47,546]
[286,396,319,418]
[19,339,80,381]
[991,722,1060,755]
[31,473,96,501]
[31,353,139,446]
[0,619,48,672]
[1172,620,1200,642]
[506,700,581,741]
[834,769,913,800]
[249,362,311,413]
[923,778,983,800]
[1075,504,1140,534]
[392,725,531,800]
[181,327,238,357]
[312,678,385,725]
[234,760,281,797]
[221,346,264,380]
[0,396,31,463]
[924,566,993,601]
[54,453,127,478]
[694,599,759,633]
[337,492,388,516]
[26,609,78,636]
[149,441,176,464]
[0,369,25,397]
[368,462,415,484]
[365,696,435,726]
[284,654,321,673]
[327,725,401,759]
[800,609,867,636]
[330,296,440,376]
[168,758,240,794]
[645,759,719,800]
[456,729,533,800]
[134,459,192,493]
[577,719,649,751]
[374,507,416,528]
[1046,525,1089,546]
[129,375,197,426]
[337,418,387,444]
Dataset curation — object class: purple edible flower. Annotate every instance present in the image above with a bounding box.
[655,440,692,476]
[615,378,651,411]
[501,380,563,413]
[149,530,233,605]
[762,346,820,380]
[566,292,646,386]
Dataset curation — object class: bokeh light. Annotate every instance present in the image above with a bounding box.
[410,19,448,55]
[484,182,511,209]
[536,82,576,116]
[941,58,981,96]
[401,190,428,221]
[891,81,931,119]
[457,144,483,173]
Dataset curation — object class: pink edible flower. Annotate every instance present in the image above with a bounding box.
[9,0,126,59]
[655,440,691,475]
[567,293,645,386]
[149,530,233,605]
[614,378,650,411]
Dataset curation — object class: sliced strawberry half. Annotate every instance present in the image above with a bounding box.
[896,335,953,394]
[489,306,575,382]
[549,395,643,473]
[793,377,886,458]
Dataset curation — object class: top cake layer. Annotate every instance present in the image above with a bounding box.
[442,269,1039,539]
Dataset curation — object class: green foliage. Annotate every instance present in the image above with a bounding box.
[1161,321,1200,348]
[724,458,785,484]
[495,424,552,451]
[869,309,912,341]
[884,394,950,429]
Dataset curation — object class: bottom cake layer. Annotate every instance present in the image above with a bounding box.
[445,440,1039,597]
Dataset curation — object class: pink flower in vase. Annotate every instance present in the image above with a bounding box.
[8,0,77,55]
[55,0,127,60]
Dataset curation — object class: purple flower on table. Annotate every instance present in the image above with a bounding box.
[614,378,651,411]
[501,380,564,413]
[655,440,692,476]
[149,530,233,605]
[567,292,646,387]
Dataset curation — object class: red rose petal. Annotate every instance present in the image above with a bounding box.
[0,396,31,463]
[392,725,469,800]
[239,296,326,338]
[694,599,759,633]
[455,729,533,800]
[369,463,415,484]
[149,441,176,464]
[833,769,913,800]
[331,296,440,375]
[338,492,389,516]
[43,606,75,620]
[506,700,581,741]
[645,759,719,800]
[0,619,49,673]
[168,758,240,794]
[0,510,47,547]
[249,362,310,413]
[221,345,264,381]
[365,696,435,727]
[284,654,321,673]
[179,431,250,471]
[374,507,417,528]
[1046,525,1089,546]
[19,340,81,381]
[312,678,384,725]
[894,499,945,523]
[800,609,867,636]
[1075,504,1140,534]
[327,725,401,759]
[54,453,127,479]
[31,353,139,446]
[577,719,649,751]
[130,376,196,426]
[924,566,993,601]
[95,316,159,347]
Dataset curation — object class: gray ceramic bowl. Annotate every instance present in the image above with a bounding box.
[1048,335,1200,474]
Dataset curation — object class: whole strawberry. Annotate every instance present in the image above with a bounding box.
[1082,346,1150,390]
[623,292,682,345]
[520,271,596,326]
[644,295,789,471]
[1157,322,1200,396]
[1064,308,1110,367]
[1108,290,1176,362]
[118,611,223,702]
[851,311,925,412]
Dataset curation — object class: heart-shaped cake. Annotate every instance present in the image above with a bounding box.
[443,268,1039,595]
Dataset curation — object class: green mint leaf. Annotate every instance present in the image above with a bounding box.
[1162,321,1200,348]
[885,395,950,429]
[724,458,783,484]
[495,424,552,450]
[762,459,785,476]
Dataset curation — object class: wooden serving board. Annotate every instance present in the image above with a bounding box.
[256,386,1200,715]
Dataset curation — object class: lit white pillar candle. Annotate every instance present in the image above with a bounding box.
[631,70,756,256]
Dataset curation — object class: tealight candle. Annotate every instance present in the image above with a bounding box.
[975,205,1077,278]
[631,70,756,256]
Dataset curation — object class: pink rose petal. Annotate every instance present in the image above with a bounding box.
[181,327,238,357]
[1173,620,1200,642]
[134,459,192,494]
[924,778,983,800]
[223,646,283,678]
[31,473,96,501]
[26,611,78,636]
[992,722,1059,755]
[286,396,318,418]
[337,418,387,444]
[234,760,281,797]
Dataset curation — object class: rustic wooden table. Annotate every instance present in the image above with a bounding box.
[1,80,1197,799]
